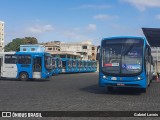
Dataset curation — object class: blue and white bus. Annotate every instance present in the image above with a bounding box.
[51,57,63,75]
[72,59,77,73]
[57,58,62,73]
[98,36,153,92]
[0,51,52,80]
[61,58,72,73]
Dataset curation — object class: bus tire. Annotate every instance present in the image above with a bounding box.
[19,72,29,81]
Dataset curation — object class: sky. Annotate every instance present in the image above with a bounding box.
[1,0,160,45]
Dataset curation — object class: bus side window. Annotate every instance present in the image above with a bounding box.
[18,55,31,64]
[5,54,17,64]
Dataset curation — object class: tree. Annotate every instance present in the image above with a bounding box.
[24,37,38,44]
[4,37,38,52]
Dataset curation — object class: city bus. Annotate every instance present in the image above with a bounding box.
[84,60,88,72]
[51,57,62,75]
[61,58,72,73]
[72,59,77,72]
[0,52,52,80]
[98,36,153,92]
[57,58,62,73]
[51,57,57,75]
[79,60,84,72]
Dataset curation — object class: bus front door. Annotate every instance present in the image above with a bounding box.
[33,57,42,78]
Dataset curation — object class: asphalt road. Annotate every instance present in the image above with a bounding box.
[0,72,160,119]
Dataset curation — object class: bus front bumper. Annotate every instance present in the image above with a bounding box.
[99,79,147,89]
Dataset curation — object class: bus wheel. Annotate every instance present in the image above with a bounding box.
[107,86,114,92]
[19,72,28,81]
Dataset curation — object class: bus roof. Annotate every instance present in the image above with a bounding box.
[0,51,50,55]
[0,52,16,55]
[102,36,150,45]
[102,36,145,41]
[17,51,50,55]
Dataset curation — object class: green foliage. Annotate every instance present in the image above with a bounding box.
[4,37,38,52]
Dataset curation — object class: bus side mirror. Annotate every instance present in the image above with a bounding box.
[96,45,100,60]
[96,53,100,60]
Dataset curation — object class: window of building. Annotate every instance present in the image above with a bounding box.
[31,48,35,51]
[82,46,87,49]
[92,47,95,50]
[23,48,26,51]
[48,48,52,50]
[5,54,17,64]
[18,55,31,64]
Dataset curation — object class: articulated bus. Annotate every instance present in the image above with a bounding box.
[99,36,153,92]
[0,52,52,80]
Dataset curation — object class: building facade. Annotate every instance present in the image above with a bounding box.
[60,41,95,60]
[42,40,97,60]
[0,21,4,52]
[91,45,97,60]
[41,41,61,52]
[20,44,45,52]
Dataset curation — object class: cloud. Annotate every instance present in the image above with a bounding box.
[122,0,160,11]
[86,24,97,31]
[110,23,143,36]
[27,24,54,34]
[93,14,117,20]
[79,4,111,9]
[62,24,97,41]
[62,27,84,40]
[155,14,160,20]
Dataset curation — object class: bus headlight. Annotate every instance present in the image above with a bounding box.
[103,75,106,79]
[102,75,108,79]
[135,76,143,80]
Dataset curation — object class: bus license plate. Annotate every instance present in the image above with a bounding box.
[111,77,117,80]
[117,83,125,86]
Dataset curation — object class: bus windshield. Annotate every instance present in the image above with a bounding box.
[45,54,52,70]
[101,38,144,75]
